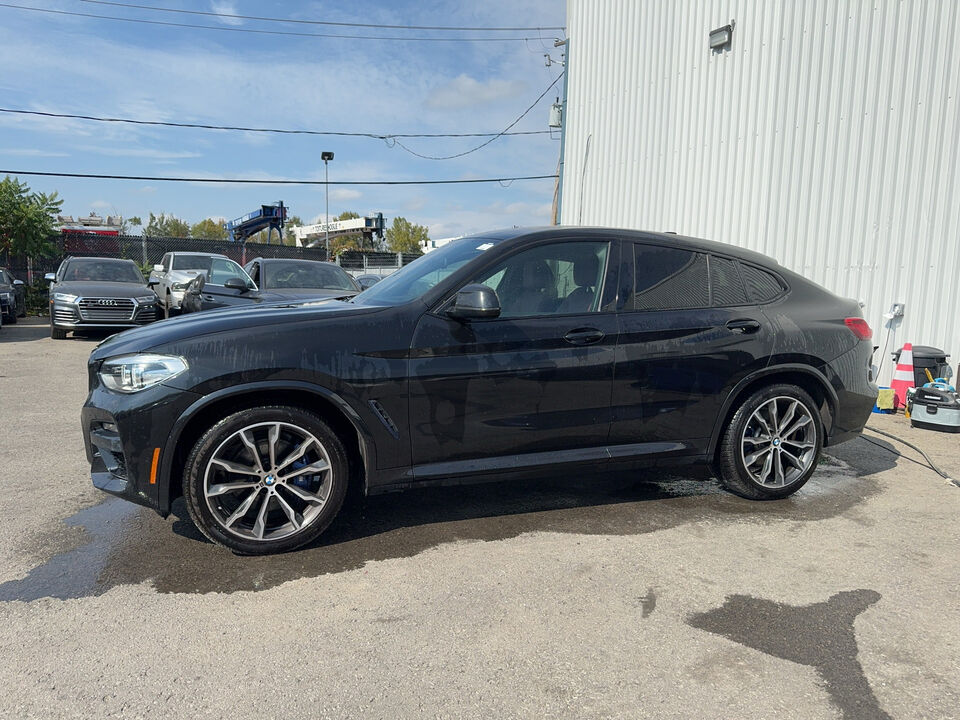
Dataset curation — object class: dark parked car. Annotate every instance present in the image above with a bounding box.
[179,257,359,314]
[47,257,159,339]
[83,227,877,554]
[245,258,361,298]
[354,273,383,290]
[0,267,26,323]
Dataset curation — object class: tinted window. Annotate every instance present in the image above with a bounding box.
[172,254,216,271]
[264,261,356,291]
[740,264,784,302]
[633,245,709,310]
[473,241,610,318]
[63,259,143,283]
[710,256,748,306]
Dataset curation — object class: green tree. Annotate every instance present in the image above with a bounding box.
[0,175,63,258]
[190,217,227,240]
[385,216,429,254]
[144,212,189,237]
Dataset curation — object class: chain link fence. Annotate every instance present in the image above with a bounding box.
[1,233,422,314]
[2,233,422,281]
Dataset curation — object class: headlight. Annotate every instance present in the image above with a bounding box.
[53,292,78,303]
[99,354,187,393]
[135,295,157,304]
[171,282,188,291]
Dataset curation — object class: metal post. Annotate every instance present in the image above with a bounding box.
[324,160,329,259]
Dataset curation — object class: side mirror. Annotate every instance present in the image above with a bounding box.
[12,279,24,286]
[153,264,164,272]
[447,284,501,320]
[223,277,250,292]
[147,278,158,287]
[44,273,56,282]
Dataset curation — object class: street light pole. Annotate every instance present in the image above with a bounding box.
[321,151,334,260]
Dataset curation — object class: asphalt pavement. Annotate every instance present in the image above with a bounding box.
[1,318,958,719]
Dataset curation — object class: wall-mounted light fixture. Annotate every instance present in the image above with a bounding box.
[709,21,734,51]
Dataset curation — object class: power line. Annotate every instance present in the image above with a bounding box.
[80,0,565,33]
[0,3,546,42]
[0,107,551,139]
[1,170,558,186]
[392,73,564,160]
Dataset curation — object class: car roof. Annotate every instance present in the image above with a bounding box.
[171,251,227,258]
[469,226,779,268]
[66,256,137,264]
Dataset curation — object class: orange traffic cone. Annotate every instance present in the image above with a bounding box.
[891,342,915,408]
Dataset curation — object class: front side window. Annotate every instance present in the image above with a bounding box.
[472,241,610,319]
[209,258,255,288]
[633,245,709,310]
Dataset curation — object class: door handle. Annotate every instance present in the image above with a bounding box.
[202,294,214,302]
[563,327,605,345]
[726,319,761,334]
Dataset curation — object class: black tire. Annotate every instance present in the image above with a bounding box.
[50,324,68,339]
[718,383,822,500]
[4,311,14,325]
[183,405,349,555]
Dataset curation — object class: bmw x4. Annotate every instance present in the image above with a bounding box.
[82,228,877,554]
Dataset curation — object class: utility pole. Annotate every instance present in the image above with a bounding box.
[321,151,334,259]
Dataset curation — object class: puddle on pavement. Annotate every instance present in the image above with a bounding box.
[688,589,889,720]
[0,444,890,601]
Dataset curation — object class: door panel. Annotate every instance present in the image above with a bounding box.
[610,246,776,455]
[409,312,618,468]
[408,238,620,472]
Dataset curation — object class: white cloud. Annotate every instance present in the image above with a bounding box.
[330,188,362,201]
[90,200,111,209]
[0,148,69,157]
[78,146,202,160]
[210,1,244,26]
[426,74,527,110]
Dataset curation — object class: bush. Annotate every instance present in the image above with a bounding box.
[25,278,50,316]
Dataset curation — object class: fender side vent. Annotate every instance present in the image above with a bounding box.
[368,399,400,439]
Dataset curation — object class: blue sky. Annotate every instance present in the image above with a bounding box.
[0,0,565,238]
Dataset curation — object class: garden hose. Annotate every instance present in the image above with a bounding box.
[862,424,958,488]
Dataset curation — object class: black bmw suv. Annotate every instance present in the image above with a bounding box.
[83,228,877,554]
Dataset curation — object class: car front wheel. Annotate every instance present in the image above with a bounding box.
[718,384,822,500]
[183,406,349,554]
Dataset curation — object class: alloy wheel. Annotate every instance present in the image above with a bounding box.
[203,421,333,542]
[739,396,817,488]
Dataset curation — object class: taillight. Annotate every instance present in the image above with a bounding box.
[844,317,872,340]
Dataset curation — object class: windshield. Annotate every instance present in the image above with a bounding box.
[172,254,218,271]
[63,259,144,284]
[352,237,498,306]
[264,261,357,291]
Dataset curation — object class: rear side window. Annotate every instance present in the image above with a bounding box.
[709,256,748,306]
[739,263,784,302]
[633,245,709,310]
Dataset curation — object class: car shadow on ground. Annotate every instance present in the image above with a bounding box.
[0,440,897,601]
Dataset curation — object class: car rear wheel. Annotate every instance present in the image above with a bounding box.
[718,384,822,499]
[183,406,349,555]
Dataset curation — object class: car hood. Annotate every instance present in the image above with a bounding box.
[54,281,152,298]
[90,298,388,360]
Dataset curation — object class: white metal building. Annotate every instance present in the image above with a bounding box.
[559,0,960,383]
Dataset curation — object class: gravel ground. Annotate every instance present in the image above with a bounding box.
[1,317,958,719]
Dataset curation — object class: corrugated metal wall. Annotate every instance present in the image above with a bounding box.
[561,0,960,383]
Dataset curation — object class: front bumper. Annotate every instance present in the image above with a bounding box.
[83,379,200,514]
[53,298,159,329]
